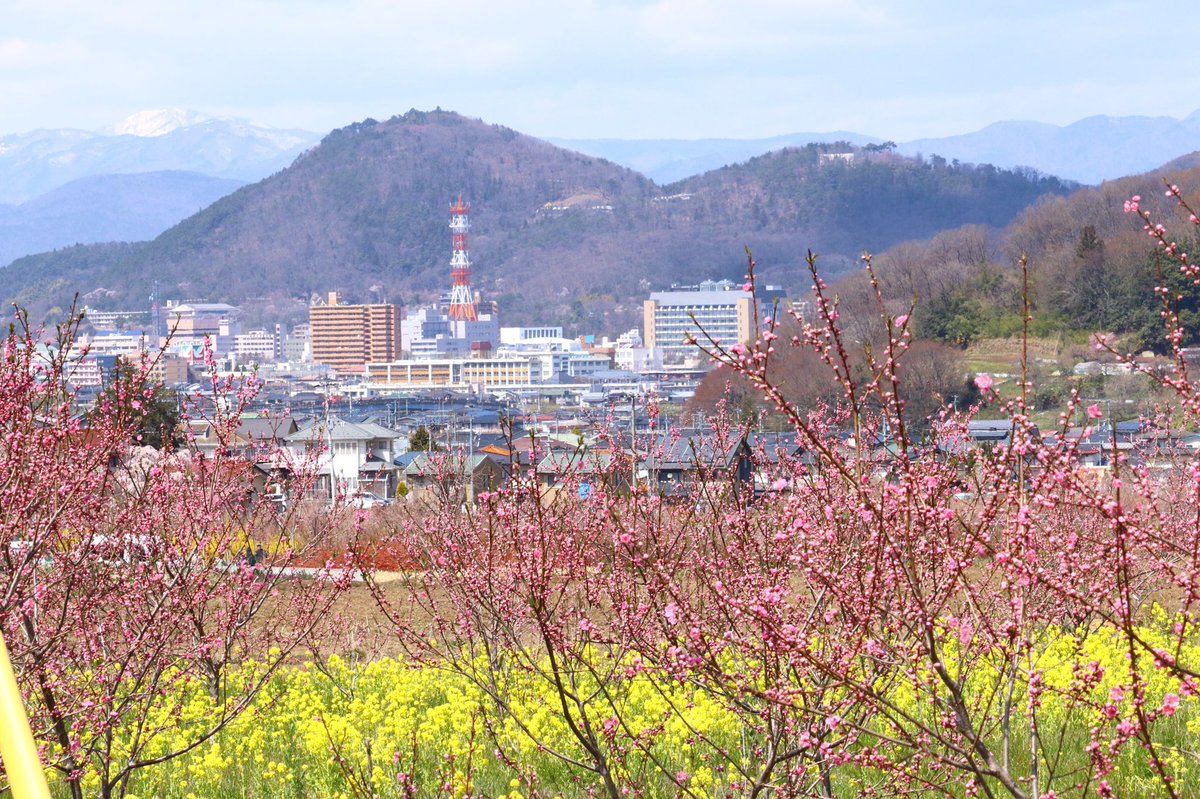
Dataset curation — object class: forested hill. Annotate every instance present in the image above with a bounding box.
[2,110,1076,330]
[666,146,1074,258]
[823,159,1200,356]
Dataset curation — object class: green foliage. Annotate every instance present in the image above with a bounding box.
[93,360,183,450]
[408,425,439,452]
[918,288,985,347]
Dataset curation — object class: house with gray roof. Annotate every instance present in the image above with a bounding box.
[285,418,402,499]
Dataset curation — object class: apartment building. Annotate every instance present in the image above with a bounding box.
[309,292,403,374]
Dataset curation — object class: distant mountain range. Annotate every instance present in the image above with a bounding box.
[2,110,1076,333]
[0,171,245,268]
[548,132,884,185]
[2,108,1197,273]
[0,110,320,204]
[0,110,320,267]
[551,111,1200,186]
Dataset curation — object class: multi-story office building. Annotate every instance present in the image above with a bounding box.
[160,302,242,358]
[281,324,311,363]
[499,326,564,345]
[233,329,279,363]
[401,303,500,359]
[643,288,754,361]
[84,331,152,357]
[309,292,403,374]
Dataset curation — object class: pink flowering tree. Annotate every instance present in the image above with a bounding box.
[368,439,665,799]
[365,190,1200,798]
[0,311,348,799]
[682,240,1200,798]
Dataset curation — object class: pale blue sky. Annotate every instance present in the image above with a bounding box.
[2,0,1197,140]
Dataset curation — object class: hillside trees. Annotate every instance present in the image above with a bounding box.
[0,312,348,799]
[689,307,973,428]
[820,165,1200,355]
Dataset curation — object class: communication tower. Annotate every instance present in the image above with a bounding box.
[447,195,477,321]
[149,280,162,341]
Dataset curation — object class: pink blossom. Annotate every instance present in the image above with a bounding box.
[1087,404,1103,420]
[1161,693,1181,716]
[894,314,909,328]
[974,374,993,391]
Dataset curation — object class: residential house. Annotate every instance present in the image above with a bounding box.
[285,418,402,500]
[536,450,630,494]
[638,430,753,500]
[403,453,505,505]
[186,414,299,460]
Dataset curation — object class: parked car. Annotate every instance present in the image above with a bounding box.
[338,492,392,510]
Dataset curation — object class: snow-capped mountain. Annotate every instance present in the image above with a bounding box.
[111,109,214,137]
[0,111,322,204]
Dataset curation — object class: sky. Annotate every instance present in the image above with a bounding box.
[2,0,1198,142]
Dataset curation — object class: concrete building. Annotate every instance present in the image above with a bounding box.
[365,357,541,390]
[65,354,119,388]
[164,302,241,357]
[643,288,753,361]
[234,329,279,363]
[84,331,152,357]
[309,292,403,374]
[500,326,564,345]
[402,304,499,360]
[82,307,149,332]
[281,324,311,363]
[611,328,663,374]
[146,354,190,385]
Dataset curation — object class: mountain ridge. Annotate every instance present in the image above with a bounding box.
[0,116,321,204]
[554,110,1200,186]
[1,110,1076,333]
[1,107,1195,269]
[0,171,246,267]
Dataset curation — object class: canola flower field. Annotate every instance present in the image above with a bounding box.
[56,620,1200,799]
[72,654,739,799]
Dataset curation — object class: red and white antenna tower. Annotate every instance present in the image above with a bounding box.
[447,195,477,321]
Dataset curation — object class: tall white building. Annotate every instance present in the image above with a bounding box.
[234,329,279,363]
[643,289,753,361]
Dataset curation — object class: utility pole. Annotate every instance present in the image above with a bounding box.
[630,394,637,489]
